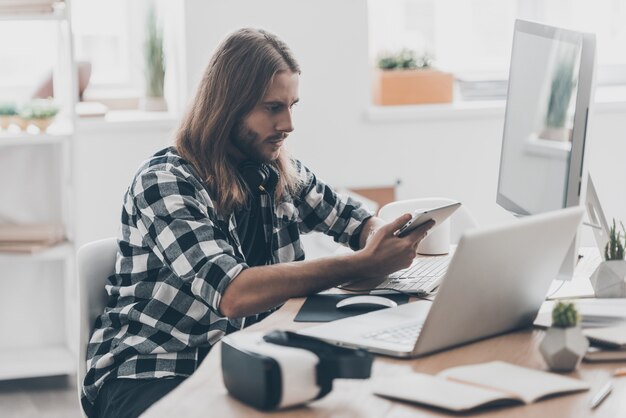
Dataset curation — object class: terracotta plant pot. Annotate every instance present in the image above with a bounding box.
[0,115,12,130]
[539,326,589,372]
[28,118,55,132]
[13,116,29,131]
[373,69,454,106]
[590,260,626,298]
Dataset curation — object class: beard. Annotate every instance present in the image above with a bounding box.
[231,122,286,163]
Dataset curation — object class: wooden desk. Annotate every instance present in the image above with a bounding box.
[143,298,624,418]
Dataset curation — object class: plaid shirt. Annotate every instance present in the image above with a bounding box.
[81,147,372,414]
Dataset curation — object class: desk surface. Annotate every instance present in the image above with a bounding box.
[143,298,624,418]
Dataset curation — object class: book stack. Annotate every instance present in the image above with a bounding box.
[584,326,626,362]
[0,223,64,253]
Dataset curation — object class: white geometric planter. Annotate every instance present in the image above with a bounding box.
[590,260,626,298]
[539,326,589,372]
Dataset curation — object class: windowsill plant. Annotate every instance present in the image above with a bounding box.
[19,98,60,132]
[373,48,453,106]
[140,2,167,112]
[0,102,18,130]
[590,219,626,297]
[539,301,589,372]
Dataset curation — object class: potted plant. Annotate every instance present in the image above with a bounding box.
[19,99,59,132]
[373,48,453,106]
[140,3,167,112]
[539,301,589,372]
[590,219,626,297]
[0,102,18,130]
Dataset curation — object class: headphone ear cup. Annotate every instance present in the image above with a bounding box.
[238,161,269,191]
[264,164,279,192]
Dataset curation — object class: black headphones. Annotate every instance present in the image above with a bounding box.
[238,161,279,193]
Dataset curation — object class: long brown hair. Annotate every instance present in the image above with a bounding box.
[175,28,303,215]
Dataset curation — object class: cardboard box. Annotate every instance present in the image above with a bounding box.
[374,69,454,105]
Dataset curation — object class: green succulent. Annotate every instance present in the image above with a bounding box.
[377,49,433,71]
[0,102,18,116]
[19,99,59,120]
[605,218,626,261]
[144,4,165,98]
[552,301,580,328]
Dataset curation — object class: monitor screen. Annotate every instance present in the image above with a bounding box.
[496,20,593,216]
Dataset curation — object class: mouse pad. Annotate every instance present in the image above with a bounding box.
[294,294,409,323]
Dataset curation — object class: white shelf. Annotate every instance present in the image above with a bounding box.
[0,132,71,147]
[365,85,626,123]
[0,345,74,380]
[0,0,78,383]
[0,242,73,262]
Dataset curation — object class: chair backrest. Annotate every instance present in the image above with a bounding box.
[76,237,118,411]
[378,198,478,244]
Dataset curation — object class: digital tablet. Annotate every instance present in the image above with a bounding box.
[393,202,462,237]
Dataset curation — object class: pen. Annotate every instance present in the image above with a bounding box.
[590,381,613,409]
[614,367,626,377]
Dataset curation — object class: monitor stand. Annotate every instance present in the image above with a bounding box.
[555,173,608,282]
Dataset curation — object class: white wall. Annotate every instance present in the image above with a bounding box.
[178,0,626,240]
[73,115,176,248]
[73,0,626,248]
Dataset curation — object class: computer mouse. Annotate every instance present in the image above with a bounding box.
[335,295,398,311]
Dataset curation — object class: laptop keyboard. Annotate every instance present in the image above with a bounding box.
[362,322,423,346]
[378,255,451,293]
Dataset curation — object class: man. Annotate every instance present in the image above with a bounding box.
[81,28,431,418]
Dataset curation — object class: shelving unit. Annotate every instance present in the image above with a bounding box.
[0,132,72,147]
[0,0,78,381]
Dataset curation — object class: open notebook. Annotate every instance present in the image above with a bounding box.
[373,361,589,412]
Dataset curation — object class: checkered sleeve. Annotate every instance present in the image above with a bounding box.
[132,168,248,313]
[294,161,373,250]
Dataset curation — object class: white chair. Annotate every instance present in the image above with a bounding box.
[76,237,118,415]
[378,198,478,247]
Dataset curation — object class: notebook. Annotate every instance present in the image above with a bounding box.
[584,346,626,362]
[373,361,589,412]
[583,326,626,361]
[584,325,626,348]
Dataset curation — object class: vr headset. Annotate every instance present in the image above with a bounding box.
[221,330,373,410]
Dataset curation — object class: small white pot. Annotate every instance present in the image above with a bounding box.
[590,260,626,298]
[539,326,589,372]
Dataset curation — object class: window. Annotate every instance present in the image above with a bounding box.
[0,1,151,104]
[369,0,626,94]
[0,21,58,101]
[72,0,148,100]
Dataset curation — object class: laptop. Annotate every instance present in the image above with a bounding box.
[298,207,584,358]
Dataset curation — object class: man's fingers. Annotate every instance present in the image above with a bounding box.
[406,219,435,239]
[383,213,413,234]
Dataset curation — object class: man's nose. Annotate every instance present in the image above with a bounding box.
[276,109,294,133]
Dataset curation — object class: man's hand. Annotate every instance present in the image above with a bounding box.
[357,214,435,280]
[220,214,433,318]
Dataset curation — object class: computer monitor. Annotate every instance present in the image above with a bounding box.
[496,19,599,280]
